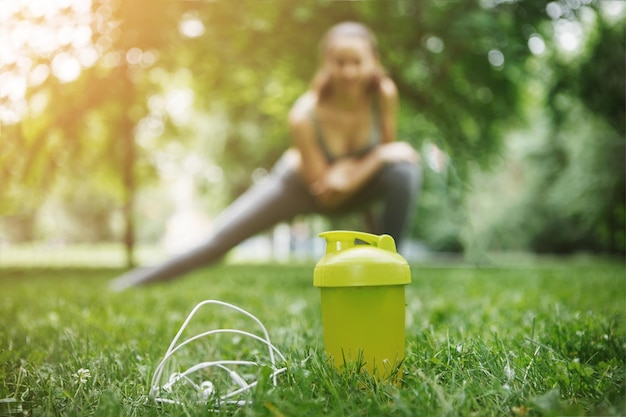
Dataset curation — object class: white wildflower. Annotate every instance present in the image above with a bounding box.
[504,363,515,380]
[73,368,91,384]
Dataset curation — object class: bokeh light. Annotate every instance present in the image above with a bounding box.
[424,36,445,54]
[179,14,205,39]
[528,34,546,55]
[51,52,82,83]
[554,19,583,52]
[0,0,95,124]
[487,49,505,69]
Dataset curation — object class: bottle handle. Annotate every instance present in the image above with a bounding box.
[319,230,397,254]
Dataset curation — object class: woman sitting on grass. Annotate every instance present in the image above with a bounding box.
[110,21,422,291]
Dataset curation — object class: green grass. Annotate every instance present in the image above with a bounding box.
[1,259,624,416]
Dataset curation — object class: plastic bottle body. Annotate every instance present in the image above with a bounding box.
[320,285,406,380]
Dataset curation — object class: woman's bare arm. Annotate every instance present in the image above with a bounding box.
[378,77,399,143]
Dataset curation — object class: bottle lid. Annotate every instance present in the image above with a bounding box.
[314,230,411,287]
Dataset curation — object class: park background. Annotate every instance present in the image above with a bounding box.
[1,0,624,266]
[1,2,625,416]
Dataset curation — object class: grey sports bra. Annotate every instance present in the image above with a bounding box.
[310,99,382,163]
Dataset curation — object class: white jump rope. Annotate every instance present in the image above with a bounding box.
[150,300,288,409]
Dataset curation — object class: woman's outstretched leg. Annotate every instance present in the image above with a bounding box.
[109,163,316,291]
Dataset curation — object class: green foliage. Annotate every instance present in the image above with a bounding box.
[413,164,466,252]
[536,11,626,255]
[467,95,625,256]
[1,260,624,416]
[459,3,625,256]
[549,9,625,138]
[376,0,527,170]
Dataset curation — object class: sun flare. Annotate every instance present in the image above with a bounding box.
[0,0,95,124]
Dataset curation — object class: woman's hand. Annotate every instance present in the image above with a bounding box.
[308,142,419,209]
[376,141,420,164]
[310,170,351,208]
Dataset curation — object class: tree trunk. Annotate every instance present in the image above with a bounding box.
[120,67,136,268]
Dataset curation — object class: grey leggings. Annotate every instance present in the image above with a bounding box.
[114,157,421,287]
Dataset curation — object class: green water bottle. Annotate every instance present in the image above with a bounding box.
[314,230,412,381]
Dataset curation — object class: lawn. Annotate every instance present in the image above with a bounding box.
[1,257,624,416]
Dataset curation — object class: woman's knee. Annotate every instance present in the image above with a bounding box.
[380,161,422,191]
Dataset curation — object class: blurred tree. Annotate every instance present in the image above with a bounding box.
[532,5,625,255]
[464,2,625,256]
[0,0,179,265]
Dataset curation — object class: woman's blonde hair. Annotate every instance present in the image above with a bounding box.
[311,22,388,100]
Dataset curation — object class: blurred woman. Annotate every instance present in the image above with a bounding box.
[110,21,421,291]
